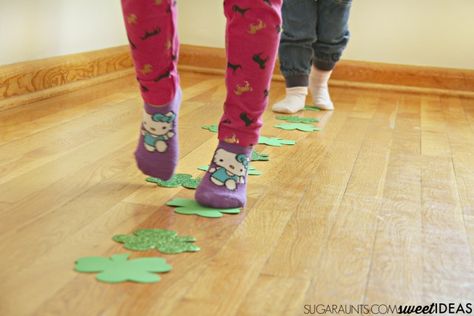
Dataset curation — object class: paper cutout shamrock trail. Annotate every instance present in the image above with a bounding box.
[113,229,200,254]
[201,124,218,133]
[167,198,240,218]
[258,136,296,147]
[251,150,269,161]
[274,123,321,132]
[75,254,172,283]
[146,173,201,189]
[304,105,321,111]
[276,115,320,124]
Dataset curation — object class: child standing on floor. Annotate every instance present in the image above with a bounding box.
[273,0,352,113]
[121,0,282,208]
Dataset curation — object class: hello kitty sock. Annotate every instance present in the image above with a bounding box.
[195,141,252,208]
[135,88,181,180]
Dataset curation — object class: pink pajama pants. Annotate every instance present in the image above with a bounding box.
[121,0,282,146]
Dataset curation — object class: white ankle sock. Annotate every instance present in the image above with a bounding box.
[309,68,334,111]
[272,87,308,114]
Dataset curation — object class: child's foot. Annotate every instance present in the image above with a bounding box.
[309,68,334,111]
[272,87,308,114]
[195,141,252,208]
[135,88,181,180]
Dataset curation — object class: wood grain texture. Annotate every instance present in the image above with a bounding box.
[0,68,135,112]
[1,71,474,316]
[332,60,474,93]
[0,46,134,110]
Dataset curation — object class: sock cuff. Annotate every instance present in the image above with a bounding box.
[310,67,333,77]
[218,140,253,154]
[286,86,308,95]
[310,68,332,87]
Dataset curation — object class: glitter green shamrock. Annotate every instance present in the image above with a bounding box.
[113,229,200,254]
[75,254,172,283]
[181,177,201,189]
[146,173,201,189]
[166,198,240,218]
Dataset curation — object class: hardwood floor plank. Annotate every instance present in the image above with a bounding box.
[421,155,474,302]
[261,117,367,280]
[420,95,451,157]
[364,95,424,304]
[0,75,136,144]
[298,95,393,306]
[0,98,137,185]
[237,275,311,316]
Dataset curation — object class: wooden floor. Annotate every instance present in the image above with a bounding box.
[1,71,474,316]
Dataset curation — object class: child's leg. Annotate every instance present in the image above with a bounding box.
[195,0,282,208]
[121,0,181,180]
[272,0,317,114]
[311,0,352,110]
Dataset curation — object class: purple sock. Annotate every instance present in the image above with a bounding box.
[134,88,181,180]
[195,141,252,208]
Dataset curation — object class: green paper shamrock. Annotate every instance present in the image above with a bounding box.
[251,150,269,161]
[146,173,201,190]
[274,123,321,132]
[113,229,200,254]
[166,198,240,218]
[202,124,218,133]
[197,165,208,172]
[276,115,320,124]
[258,136,296,147]
[181,177,201,189]
[75,254,172,283]
[304,105,321,111]
[197,165,262,176]
[146,174,190,188]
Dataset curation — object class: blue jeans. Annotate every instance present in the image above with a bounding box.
[279,0,352,87]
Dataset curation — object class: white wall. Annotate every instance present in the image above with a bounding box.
[1,0,474,70]
[346,0,474,69]
[0,0,127,65]
[178,0,474,70]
